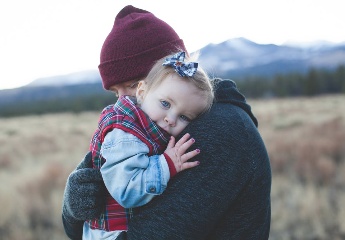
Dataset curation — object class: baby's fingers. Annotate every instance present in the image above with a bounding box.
[175,133,191,148]
[181,160,200,171]
[181,149,200,162]
[177,137,196,156]
[167,136,176,149]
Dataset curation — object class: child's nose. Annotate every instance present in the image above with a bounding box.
[164,115,176,127]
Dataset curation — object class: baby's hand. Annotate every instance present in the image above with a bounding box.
[164,133,200,173]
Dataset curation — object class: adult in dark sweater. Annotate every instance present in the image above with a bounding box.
[62,5,271,240]
[63,79,271,240]
[117,79,271,240]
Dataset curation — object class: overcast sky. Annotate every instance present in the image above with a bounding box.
[0,0,344,90]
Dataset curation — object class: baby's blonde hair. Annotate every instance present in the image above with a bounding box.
[144,52,214,113]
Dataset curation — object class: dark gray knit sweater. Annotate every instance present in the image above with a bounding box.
[62,79,271,240]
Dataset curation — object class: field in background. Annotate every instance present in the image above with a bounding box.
[0,95,344,240]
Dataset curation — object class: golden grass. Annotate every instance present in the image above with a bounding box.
[250,95,345,240]
[0,95,344,239]
[0,112,96,239]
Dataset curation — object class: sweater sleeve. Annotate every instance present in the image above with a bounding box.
[62,213,83,240]
[100,128,171,208]
[116,103,271,240]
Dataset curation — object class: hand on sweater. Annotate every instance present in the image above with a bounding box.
[164,133,200,173]
[62,151,106,223]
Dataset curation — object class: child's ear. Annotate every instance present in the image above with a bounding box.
[136,81,147,104]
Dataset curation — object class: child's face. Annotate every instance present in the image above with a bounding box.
[136,74,207,137]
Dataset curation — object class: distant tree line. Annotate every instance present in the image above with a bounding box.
[236,65,345,98]
[0,65,344,118]
[0,94,116,118]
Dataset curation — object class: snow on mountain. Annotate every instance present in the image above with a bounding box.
[27,70,101,87]
[197,37,345,78]
[283,40,337,49]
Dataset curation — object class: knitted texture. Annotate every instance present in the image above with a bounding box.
[99,5,186,89]
[62,152,106,240]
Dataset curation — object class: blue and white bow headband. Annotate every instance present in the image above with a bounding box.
[162,51,198,77]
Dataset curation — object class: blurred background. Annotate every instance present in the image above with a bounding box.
[0,0,344,239]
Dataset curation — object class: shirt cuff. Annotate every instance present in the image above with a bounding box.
[163,153,177,177]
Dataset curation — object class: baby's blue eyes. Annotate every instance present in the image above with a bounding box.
[160,100,170,108]
[160,100,191,122]
[180,115,191,122]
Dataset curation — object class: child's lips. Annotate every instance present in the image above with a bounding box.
[162,126,171,133]
[157,123,171,134]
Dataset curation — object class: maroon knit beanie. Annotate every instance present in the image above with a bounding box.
[99,5,187,90]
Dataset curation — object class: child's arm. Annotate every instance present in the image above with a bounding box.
[100,129,198,208]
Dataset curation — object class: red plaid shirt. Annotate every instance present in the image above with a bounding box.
[87,96,170,231]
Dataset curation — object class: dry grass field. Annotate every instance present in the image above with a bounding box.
[0,95,344,240]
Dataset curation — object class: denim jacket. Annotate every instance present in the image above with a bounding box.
[100,128,171,208]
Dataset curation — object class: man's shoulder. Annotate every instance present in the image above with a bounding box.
[203,102,255,130]
[187,104,252,142]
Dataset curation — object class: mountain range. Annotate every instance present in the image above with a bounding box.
[1,37,344,110]
[23,37,345,87]
[198,37,345,78]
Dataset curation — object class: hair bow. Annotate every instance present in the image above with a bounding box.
[162,52,198,77]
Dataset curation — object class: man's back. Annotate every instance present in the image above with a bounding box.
[120,80,271,239]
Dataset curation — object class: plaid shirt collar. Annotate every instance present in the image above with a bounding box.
[114,95,170,153]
